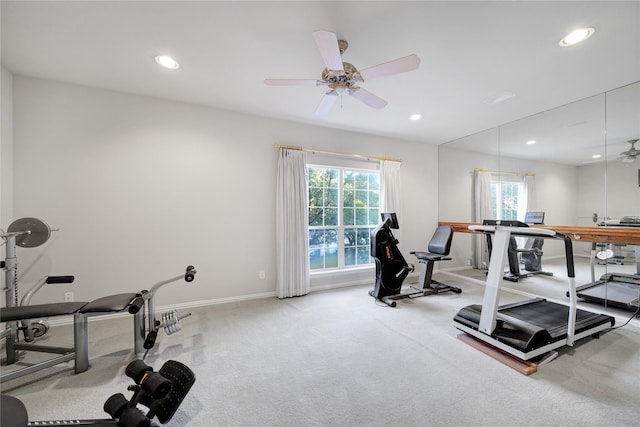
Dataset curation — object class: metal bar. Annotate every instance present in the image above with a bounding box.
[0,353,76,382]
[74,313,89,373]
[473,168,535,176]
[273,144,402,163]
[13,343,74,354]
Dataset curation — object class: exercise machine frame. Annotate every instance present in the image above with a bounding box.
[1,266,196,383]
[454,224,614,362]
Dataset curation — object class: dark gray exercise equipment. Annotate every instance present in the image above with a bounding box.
[0,359,195,427]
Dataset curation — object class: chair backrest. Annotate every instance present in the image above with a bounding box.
[428,225,454,256]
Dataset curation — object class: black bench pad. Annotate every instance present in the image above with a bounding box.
[79,293,138,313]
[1,302,89,322]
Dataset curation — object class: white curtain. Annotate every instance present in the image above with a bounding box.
[380,160,402,214]
[276,149,310,298]
[524,175,536,212]
[379,159,402,246]
[473,170,493,269]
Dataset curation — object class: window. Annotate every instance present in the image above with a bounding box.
[307,165,380,271]
[490,177,526,220]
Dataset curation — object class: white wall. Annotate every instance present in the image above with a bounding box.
[438,145,579,266]
[1,67,14,307]
[11,76,438,307]
[1,67,13,225]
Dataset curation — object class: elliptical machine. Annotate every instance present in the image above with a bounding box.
[369,213,413,307]
[369,213,461,307]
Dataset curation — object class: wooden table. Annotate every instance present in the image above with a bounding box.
[439,221,640,245]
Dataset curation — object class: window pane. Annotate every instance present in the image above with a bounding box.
[368,208,379,225]
[324,208,339,226]
[343,189,354,207]
[309,248,324,270]
[357,228,370,246]
[357,246,371,264]
[309,208,323,226]
[308,187,322,207]
[325,248,338,268]
[344,247,356,266]
[325,229,338,246]
[343,170,354,188]
[355,208,368,225]
[344,228,356,247]
[325,188,339,207]
[327,169,339,188]
[343,208,355,226]
[369,190,379,208]
[355,190,368,207]
[369,173,380,190]
[354,172,368,189]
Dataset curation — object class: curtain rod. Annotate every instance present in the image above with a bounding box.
[273,144,402,163]
[473,168,535,176]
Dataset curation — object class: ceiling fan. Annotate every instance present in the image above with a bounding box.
[618,139,640,162]
[264,30,420,115]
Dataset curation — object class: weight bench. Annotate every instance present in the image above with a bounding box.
[1,292,145,382]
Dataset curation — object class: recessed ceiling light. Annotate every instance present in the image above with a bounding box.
[409,114,423,121]
[154,55,180,69]
[526,140,537,145]
[592,154,602,159]
[485,92,516,105]
[559,27,595,47]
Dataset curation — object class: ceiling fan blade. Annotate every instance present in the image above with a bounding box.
[315,92,339,115]
[357,54,420,82]
[348,87,388,109]
[264,79,322,87]
[312,30,344,72]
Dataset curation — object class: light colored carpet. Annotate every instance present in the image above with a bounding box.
[2,275,640,426]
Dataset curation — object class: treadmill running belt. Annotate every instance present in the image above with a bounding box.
[499,300,612,339]
[577,281,640,309]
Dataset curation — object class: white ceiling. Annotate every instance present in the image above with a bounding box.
[2,1,639,149]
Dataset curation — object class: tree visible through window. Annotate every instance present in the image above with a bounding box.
[308,165,380,270]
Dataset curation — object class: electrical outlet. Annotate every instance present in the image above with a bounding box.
[64,292,74,302]
[259,270,265,279]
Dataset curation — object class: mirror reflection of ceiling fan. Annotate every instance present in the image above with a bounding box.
[264,30,420,115]
[618,139,640,162]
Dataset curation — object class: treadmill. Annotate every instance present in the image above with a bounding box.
[574,217,640,311]
[454,223,615,361]
[575,273,640,311]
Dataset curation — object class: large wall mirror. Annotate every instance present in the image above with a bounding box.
[438,81,640,316]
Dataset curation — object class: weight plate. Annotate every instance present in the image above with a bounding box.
[7,217,51,248]
[596,249,614,260]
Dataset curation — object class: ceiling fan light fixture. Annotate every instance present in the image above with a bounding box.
[154,55,180,69]
[559,27,595,47]
[409,114,423,121]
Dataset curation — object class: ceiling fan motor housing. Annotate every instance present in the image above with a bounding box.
[322,62,359,89]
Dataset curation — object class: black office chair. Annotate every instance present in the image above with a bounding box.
[410,225,462,295]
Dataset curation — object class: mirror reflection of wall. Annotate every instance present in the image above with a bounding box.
[438,81,640,294]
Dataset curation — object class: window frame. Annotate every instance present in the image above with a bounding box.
[490,174,527,220]
[307,163,380,272]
